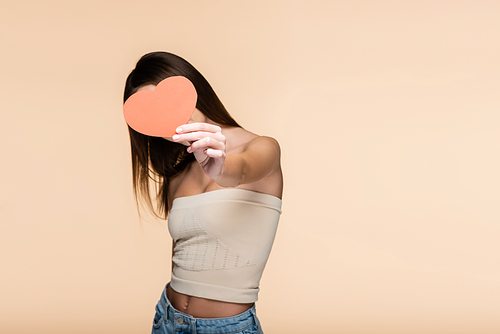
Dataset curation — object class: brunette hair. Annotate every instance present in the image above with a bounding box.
[124,51,240,218]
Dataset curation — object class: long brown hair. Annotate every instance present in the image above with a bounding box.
[124,51,240,218]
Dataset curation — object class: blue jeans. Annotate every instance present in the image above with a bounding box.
[152,284,263,334]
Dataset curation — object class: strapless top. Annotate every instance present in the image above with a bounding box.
[167,188,282,303]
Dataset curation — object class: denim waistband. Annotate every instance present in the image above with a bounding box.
[157,284,260,334]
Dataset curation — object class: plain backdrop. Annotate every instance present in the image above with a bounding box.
[1,1,499,333]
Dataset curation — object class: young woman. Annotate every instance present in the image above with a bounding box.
[124,52,283,334]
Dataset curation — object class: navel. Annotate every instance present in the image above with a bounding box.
[182,299,189,310]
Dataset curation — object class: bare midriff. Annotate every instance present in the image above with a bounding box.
[166,285,253,318]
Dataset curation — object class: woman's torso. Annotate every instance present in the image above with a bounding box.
[166,127,283,318]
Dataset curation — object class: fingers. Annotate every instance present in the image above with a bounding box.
[176,123,222,134]
[172,123,226,157]
[172,131,225,144]
[173,123,226,169]
[204,148,225,158]
[187,136,225,154]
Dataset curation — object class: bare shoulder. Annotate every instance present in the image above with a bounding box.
[241,135,282,177]
[239,135,283,197]
[244,135,281,155]
[226,127,279,153]
[221,128,283,196]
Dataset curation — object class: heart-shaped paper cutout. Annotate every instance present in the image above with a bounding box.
[123,76,197,137]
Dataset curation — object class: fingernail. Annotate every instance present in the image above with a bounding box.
[176,127,183,133]
[172,135,180,140]
[187,147,191,153]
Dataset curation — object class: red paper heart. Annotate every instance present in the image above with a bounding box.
[123,76,197,137]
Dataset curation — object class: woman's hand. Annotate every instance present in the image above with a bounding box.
[173,123,280,188]
[172,123,226,179]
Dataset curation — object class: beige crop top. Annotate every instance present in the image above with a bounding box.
[167,188,282,303]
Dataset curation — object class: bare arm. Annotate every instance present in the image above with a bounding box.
[172,123,280,186]
[213,136,280,187]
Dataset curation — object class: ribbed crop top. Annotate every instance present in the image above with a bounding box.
[167,188,282,303]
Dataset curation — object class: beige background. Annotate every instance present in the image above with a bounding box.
[1,1,499,333]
